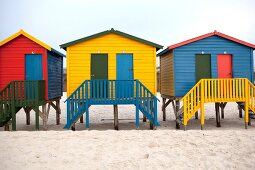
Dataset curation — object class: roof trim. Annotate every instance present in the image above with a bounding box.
[158,30,255,56]
[0,29,65,58]
[0,29,51,50]
[60,28,163,51]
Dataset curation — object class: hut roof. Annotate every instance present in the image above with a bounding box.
[60,28,163,51]
[0,29,65,57]
[158,31,255,56]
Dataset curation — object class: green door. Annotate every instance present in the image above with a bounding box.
[91,54,108,98]
[195,54,211,82]
[91,54,108,79]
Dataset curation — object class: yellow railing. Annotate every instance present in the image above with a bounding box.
[182,78,255,128]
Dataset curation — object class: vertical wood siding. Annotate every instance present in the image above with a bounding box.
[0,35,49,99]
[173,35,253,97]
[66,33,157,96]
[160,51,174,96]
[47,51,63,99]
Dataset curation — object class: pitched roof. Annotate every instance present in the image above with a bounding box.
[0,29,65,57]
[158,30,255,56]
[60,28,163,51]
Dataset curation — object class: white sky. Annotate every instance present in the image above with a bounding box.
[1,0,255,67]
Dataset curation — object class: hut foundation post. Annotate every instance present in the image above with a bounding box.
[215,103,221,127]
[113,105,119,130]
[220,102,227,119]
[162,98,166,121]
[239,106,243,118]
[143,115,147,122]
[24,107,31,125]
[80,115,84,123]
[42,104,47,130]
[56,100,61,125]
[176,100,180,129]
[195,111,198,119]
[4,123,9,131]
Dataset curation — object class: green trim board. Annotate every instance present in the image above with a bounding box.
[60,28,163,51]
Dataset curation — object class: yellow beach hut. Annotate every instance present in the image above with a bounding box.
[60,28,163,130]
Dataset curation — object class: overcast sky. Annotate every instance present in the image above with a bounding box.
[1,0,255,67]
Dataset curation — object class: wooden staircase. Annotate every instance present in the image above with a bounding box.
[65,80,159,129]
[0,80,45,130]
[175,78,255,130]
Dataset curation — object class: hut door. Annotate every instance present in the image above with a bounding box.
[217,54,232,78]
[91,54,108,98]
[195,54,211,82]
[116,54,134,98]
[25,54,43,80]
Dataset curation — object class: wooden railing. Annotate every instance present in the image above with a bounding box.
[182,78,255,128]
[65,80,159,129]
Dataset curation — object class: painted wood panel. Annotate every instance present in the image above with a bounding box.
[160,51,174,96]
[173,35,253,96]
[48,51,63,99]
[0,35,49,99]
[66,33,156,96]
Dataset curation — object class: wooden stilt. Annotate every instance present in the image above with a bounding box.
[24,107,31,125]
[162,98,166,121]
[143,115,146,122]
[239,106,243,118]
[215,103,221,127]
[71,124,75,131]
[80,115,84,123]
[56,100,61,125]
[150,122,154,130]
[220,102,227,119]
[42,105,47,130]
[176,100,180,129]
[195,111,198,119]
[4,123,9,131]
[113,105,119,130]
[35,106,39,130]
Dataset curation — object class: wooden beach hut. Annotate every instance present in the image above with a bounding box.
[158,30,255,130]
[60,28,163,130]
[0,29,65,130]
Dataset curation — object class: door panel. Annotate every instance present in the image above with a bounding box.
[25,54,43,100]
[90,54,108,98]
[217,54,232,78]
[25,54,43,80]
[116,54,134,98]
[196,54,211,82]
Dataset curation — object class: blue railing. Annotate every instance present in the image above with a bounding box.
[65,80,159,129]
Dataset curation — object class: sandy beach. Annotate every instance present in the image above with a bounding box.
[1,93,255,170]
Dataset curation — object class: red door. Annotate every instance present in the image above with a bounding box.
[217,54,232,78]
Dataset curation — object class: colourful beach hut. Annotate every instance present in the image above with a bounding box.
[158,31,255,130]
[60,28,163,130]
[0,29,65,130]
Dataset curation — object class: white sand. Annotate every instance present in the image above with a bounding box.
[1,93,255,169]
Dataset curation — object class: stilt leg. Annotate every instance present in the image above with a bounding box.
[71,124,75,131]
[239,106,243,118]
[24,107,31,125]
[220,103,225,119]
[143,115,146,122]
[35,106,39,130]
[176,122,180,129]
[176,100,181,129]
[4,123,9,131]
[162,98,166,121]
[215,103,221,127]
[42,105,47,130]
[56,100,61,125]
[80,115,84,123]
[150,122,154,130]
[195,111,198,119]
[114,105,119,130]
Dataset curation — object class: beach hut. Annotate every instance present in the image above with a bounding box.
[158,30,255,129]
[0,29,65,130]
[60,28,163,130]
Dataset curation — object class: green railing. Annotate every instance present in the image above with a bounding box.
[0,80,45,128]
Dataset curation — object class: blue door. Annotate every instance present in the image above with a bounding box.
[25,54,43,100]
[25,54,43,80]
[116,54,133,98]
